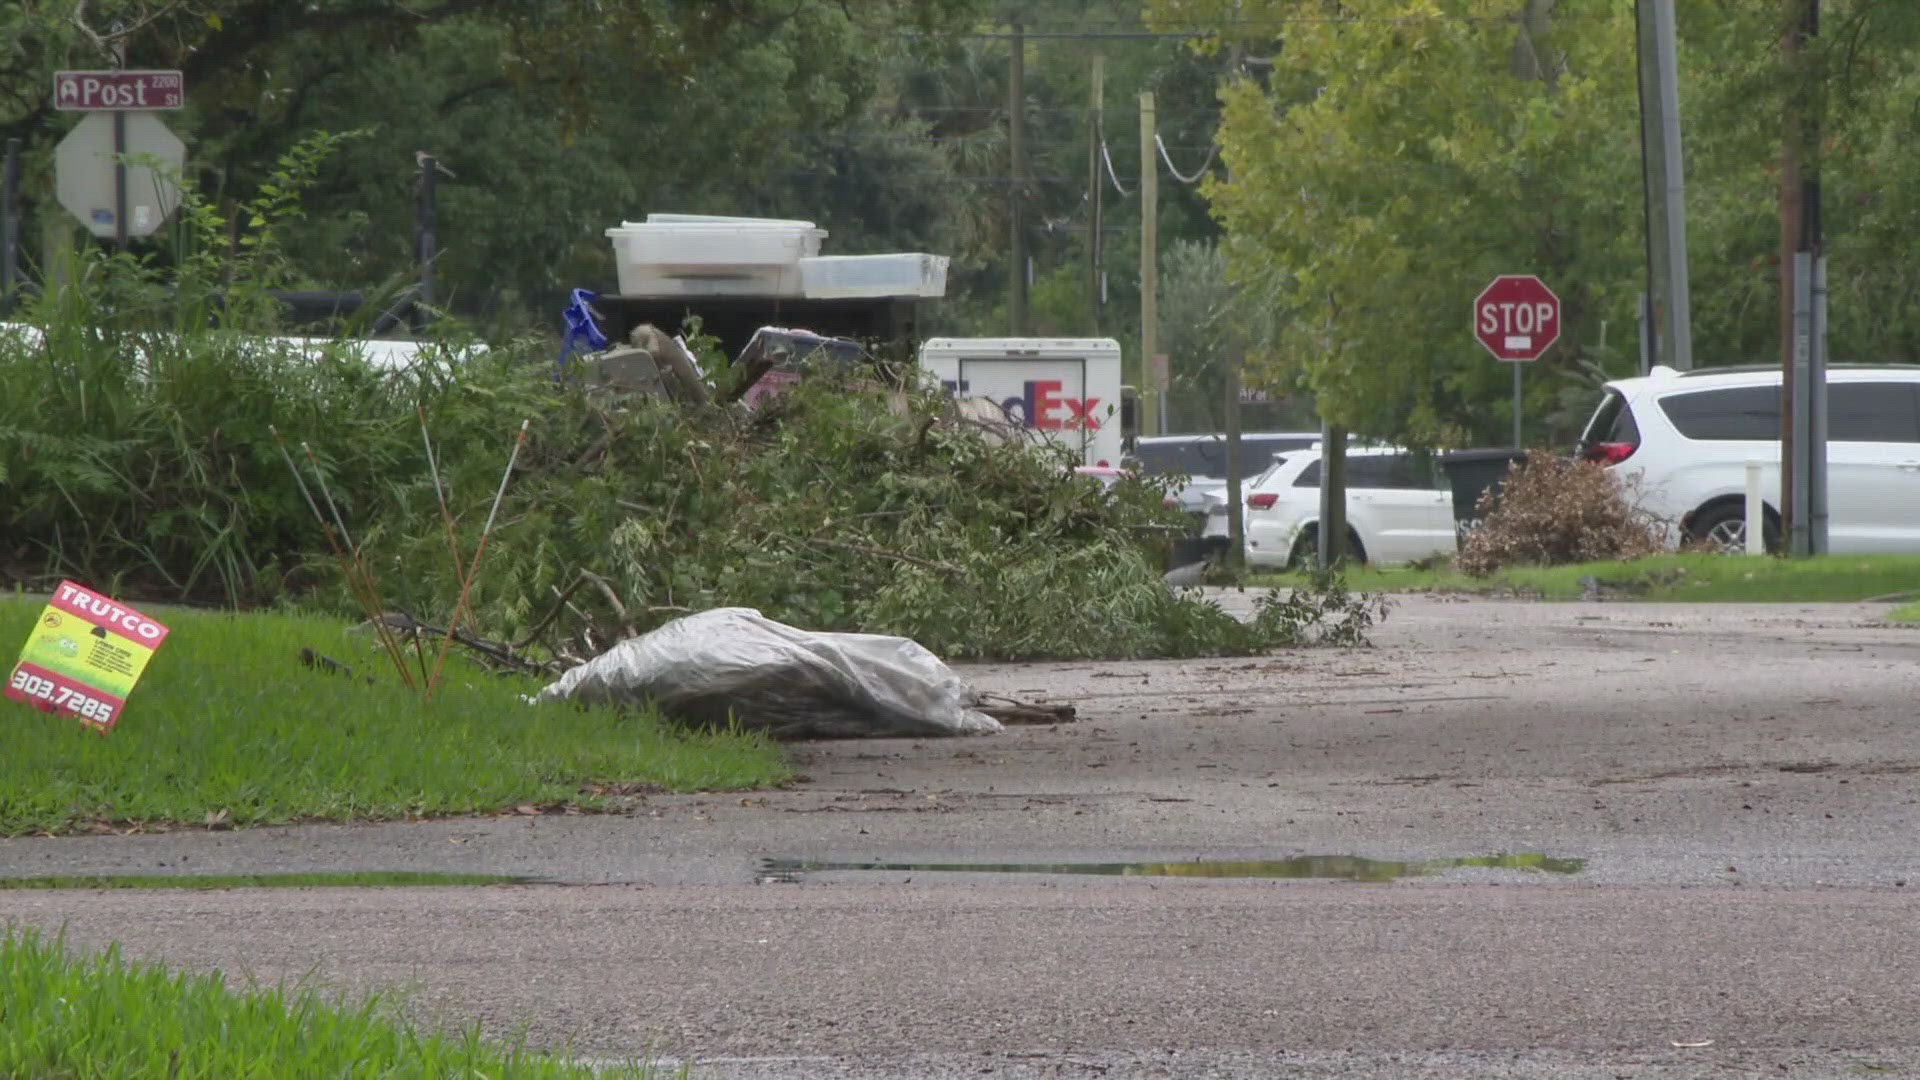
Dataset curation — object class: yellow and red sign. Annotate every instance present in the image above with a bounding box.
[6,581,170,732]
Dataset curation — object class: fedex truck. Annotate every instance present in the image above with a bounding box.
[917,337,1126,467]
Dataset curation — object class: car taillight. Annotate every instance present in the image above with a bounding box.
[1248,492,1278,510]
[1584,441,1637,465]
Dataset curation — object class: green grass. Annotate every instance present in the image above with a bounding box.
[0,926,674,1078]
[0,596,791,837]
[1893,601,1920,623]
[1247,552,1920,603]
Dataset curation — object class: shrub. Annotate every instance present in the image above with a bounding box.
[1453,451,1667,576]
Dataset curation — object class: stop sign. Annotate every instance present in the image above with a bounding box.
[1473,275,1560,362]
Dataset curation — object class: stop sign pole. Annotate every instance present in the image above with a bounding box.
[1474,275,1561,449]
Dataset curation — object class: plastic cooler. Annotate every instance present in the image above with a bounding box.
[798,254,950,299]
[605,217,827,297]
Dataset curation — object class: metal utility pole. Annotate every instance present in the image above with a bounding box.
[1008,20,1028,336]
[1781,0,1825,556]
[1139,90,1159,436]
[1635,0,1693,371]
[1087,54,1104,333]
[415,153,438,331]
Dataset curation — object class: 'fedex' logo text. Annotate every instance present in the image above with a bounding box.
[941,379,1102,430]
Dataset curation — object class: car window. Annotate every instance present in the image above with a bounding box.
[1247,459,1286,489]
[1130,441,1189,476]
[1346,454,1438,490]
[1293,460,1321,487]
[1581,389,1638,445]
[1136,436,1318,480]
[1830,382,1920,443]
[1658,385,1780,441]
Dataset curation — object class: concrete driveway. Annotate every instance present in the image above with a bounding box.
[3,594,1918,1077]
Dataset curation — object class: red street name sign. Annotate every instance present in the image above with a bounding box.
[1473,274,1561,362]
[53,71,185,111]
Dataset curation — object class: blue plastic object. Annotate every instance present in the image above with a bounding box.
[557,288,609,378]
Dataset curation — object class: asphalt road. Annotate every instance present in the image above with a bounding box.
[3,594,1918,1077]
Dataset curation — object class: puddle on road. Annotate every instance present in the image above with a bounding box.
[760,851,1584,883]
[0,871,539,890]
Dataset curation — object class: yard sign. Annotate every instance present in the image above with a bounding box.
[6,581,171,733]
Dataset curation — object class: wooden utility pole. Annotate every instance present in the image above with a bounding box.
[1318,424,1348,571]
[1087,55,1104,333]
[1224,364,1244,572]
[1008,20,1028,336]
[1139,90,1159,436]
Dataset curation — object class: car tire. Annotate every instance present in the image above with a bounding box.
[1287,526,1367,571]
[1687,502,1780,555]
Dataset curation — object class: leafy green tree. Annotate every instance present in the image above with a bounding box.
[1150,0,1643,446]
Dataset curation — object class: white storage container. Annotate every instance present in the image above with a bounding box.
[605,217,827,297]
[799,253,950,299]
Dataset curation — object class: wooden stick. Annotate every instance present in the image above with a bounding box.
[419,407,476,637]
[270,428,414,688]
[300,440,417,690]
[425,419,529,698]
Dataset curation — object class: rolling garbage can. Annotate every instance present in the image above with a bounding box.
[1441,449,1530,534]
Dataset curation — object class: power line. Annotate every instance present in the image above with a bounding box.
[1156,133,1216,185]
[1100,138,1134,198]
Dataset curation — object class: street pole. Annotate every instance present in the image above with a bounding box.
[1778,0,1805,547]
[112,109,128,253]
[1008,20,1027,336]
[1087,54,1103,333]
[1651,0,1693,370]
[1318,423,1348,572]
[1512,361,1523,449]
[1781,0,1821,555]
[1,138,20,314]
[416,153,437,332]
[1139,90,1159,437]
[1224,363,1244,572]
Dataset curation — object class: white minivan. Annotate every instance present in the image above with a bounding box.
[1577,364,1920,552]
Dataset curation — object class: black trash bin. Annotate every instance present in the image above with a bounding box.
[1440,449,1530,533]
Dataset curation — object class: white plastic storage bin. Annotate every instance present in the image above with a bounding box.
[798,253,950,299]
[605,217,827,297]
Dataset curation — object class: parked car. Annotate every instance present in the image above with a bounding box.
[1576,364,1920,552]
[1129,431,1323,527]
[1203,446,1455,568]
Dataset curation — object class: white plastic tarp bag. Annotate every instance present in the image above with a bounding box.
[534,607,1002,740]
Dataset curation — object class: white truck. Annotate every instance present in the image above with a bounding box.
[917,337,1126,467]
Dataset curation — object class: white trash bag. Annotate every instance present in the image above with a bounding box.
[534,607,1002,740]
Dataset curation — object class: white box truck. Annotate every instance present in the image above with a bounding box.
[917,338,1125,467]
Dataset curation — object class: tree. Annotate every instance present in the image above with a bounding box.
[1148,0,1644,446]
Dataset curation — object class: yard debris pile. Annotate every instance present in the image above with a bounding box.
[534,607,1002,739]
[321,326,1384,668]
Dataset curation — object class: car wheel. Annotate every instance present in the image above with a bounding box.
[1688,503,1780,555]
[1287,526,1368,571]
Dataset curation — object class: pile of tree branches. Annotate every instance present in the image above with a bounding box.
[360,367,1376,667]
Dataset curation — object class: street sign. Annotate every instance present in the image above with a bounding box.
[1473,275,1561,362]
[55,112,185,238]
[53,71,185,111]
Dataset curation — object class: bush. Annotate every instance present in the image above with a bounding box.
[1453,451,1667,576]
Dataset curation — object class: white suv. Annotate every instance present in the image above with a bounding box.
[1202,446,1456,568]
[1576,364,1920,552]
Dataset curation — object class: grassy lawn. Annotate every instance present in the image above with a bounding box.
[0,926,673,1078]
[1247,552,1920,603]
[0,595,790,837]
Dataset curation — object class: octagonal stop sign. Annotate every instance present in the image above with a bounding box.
[55,112,185,239]
[1473,275,1560,362]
